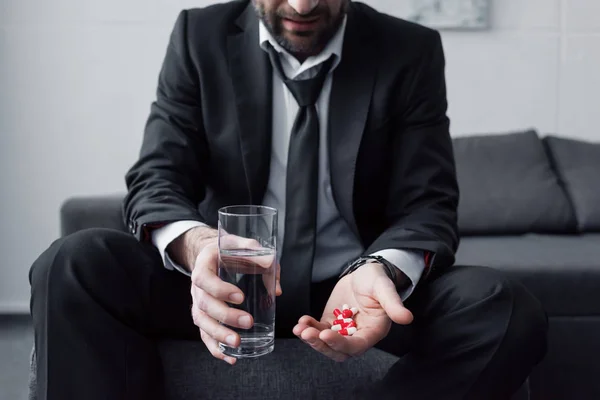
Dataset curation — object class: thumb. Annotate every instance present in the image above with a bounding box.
[374,277,414,325]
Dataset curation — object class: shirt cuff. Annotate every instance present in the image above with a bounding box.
[151,220,208,276]
[370,249,425,301]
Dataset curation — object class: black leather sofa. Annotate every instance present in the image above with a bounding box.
[29,130,600,399]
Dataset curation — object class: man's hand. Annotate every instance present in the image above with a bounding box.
[169,227,281,366]
[167,226,219,273]
[293,262,413,362]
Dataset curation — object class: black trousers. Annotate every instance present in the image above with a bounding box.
[29,228,548,400]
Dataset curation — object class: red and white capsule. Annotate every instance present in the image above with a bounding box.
[334,321,357,331]
[341,307,359,319]
[333,308,342,318]
[331,324,344,331]
[338,327,358,336]
[333,318,353,326]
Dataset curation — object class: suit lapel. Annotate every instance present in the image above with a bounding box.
[329,5,376,238]
[228,4,273,204]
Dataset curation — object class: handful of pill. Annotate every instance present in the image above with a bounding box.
[331,304,359,336]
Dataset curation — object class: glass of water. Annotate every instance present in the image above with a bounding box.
[217,205,277,358]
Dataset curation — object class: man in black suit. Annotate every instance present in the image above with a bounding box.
[29,0,548,399]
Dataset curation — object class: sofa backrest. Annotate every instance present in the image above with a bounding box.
[452,129,599,236]
[544,136,600,232]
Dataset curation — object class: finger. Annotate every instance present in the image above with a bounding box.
[374,277,414,325]
[220,235,274,270]
[319,328,373,357]
[301,327,349,362]
[195,290,253,329]
[293,323,310,337]
[193,266,245,304]
[298,315,330,331]
[275,263,282,296]
[220,253,275,272]
[262,263,278,298]
[293,315,328,336]
[193,308,241,346]
[194,309,243,349]
[192,244,244,302]
[200,329,237,365]
[219,234,262,251]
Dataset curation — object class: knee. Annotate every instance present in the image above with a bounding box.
[484,269,548,350]
[452,266,548,357]
[507,280,549,362]
[439,266,517,311]
[29,228,132,309]
[483,272,549,369]
[442,266,548,339]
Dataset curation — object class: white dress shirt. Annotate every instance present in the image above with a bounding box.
[152,16,425,300]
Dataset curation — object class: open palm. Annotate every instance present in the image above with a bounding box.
[293,263,414,362]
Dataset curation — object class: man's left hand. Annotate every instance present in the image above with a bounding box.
[293,262,414,362]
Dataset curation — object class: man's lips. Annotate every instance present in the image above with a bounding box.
[282,16,321,31]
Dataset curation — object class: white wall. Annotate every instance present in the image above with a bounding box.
[1,0,599,312]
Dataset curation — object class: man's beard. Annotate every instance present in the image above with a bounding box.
[254,1,348,57]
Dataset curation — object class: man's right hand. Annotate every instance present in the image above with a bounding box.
[190,242,253,365]
[168,227,281,366]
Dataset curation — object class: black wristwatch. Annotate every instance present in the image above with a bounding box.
[339,255,410,291]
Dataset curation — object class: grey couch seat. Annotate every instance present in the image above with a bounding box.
[30,338,398,399]
[160,339,397,399]
[456,234,600,316]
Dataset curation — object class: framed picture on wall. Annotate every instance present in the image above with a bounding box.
[409,0,490,30]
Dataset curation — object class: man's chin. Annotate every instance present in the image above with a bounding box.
[279,34,319,53]
[285,29,315,38]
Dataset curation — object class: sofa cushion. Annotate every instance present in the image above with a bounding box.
[30,339,531,400]
[29,340,397,400]
[453,130,576,235]
[455,234,600,316]
[159,339,396,399]
[544,136,600,232]
[60,195,127,236]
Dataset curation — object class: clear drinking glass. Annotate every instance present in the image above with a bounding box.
[217,205,277,358]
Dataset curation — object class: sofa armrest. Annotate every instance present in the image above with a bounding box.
[60,195,127,237]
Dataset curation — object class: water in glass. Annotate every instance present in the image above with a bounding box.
[218,247,276,358]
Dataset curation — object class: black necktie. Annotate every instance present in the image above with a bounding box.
[267,46,335,333]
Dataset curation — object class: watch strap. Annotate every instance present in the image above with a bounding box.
[339,255,399,285]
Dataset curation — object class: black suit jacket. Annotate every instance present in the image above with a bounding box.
[123,0,460,275]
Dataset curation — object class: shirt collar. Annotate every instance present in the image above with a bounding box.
[259,15,347,79]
